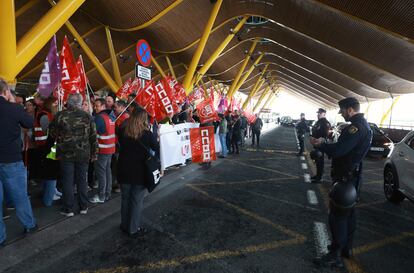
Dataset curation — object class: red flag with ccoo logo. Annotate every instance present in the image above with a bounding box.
[190,126,216,163]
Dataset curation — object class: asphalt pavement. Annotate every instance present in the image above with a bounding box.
[4,125,414,273]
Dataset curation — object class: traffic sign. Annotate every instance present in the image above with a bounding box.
[136,39,151,67]
[135,63,151,80]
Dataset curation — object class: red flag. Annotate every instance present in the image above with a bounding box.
[167,76,187,104]
[188,87,204,103]
[190,126,216,163]
[135,81,154,108]
[161,77,180,114]
[76,56,88,95]
[116,78,133,100]
[60,36,80,101]
[243,109,257,124]
[129,78,141,95]
[154,80,178,118]
[196,98,219,124]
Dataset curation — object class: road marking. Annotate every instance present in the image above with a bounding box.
[301,163,308,170]
[304,173,311,183]
[300,156,305,161]
[230,160,299,179]
[314,222,330,256]
[193,177,298,186]
[307,190,318,205]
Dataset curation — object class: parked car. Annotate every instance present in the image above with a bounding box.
[280,116,294,127]
[383,131,414,203]
[331,122,393,157]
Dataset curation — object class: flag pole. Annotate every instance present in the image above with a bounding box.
[79,55,93,114]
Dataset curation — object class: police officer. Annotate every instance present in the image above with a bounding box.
[310,108,331,183]
[310,97,372,268]
[295,113,308,156]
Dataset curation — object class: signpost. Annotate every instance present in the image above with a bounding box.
[135,39,152,86]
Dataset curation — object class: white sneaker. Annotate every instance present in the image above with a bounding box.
[89,195,104,204]
[55,190,62,197]
[79,207,88,215]
[53,194,61,201]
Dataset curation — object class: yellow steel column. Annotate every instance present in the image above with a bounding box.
[16,0,85,77]
[380,96,400,127]
[242,78,265,110]
[165,55,176,79]
[183,0,223,93]
[16,0,40,18]
[261,91,276,112]
[152,56,166,78]
[63,21,119,92]
[227,39,258,99]
[234,53,264,94]
[0,0,16,82]
[200,78,209,98]
[253,86,271,112]
[192,16,248,86]
[105,27,122,86]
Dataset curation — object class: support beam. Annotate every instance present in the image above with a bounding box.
[253,86,271,112]
[261,91,276,112]
[64,21,119,93]
[192,16,249,86]
[380,96,400,127]
[242,77,265,110]
[227,39,258,99]
[152,56,166,78]
[16,0,40,18]
[200,77,209,98]
[105,27,122,86]
[16,0,85,77]
[0,0,16,82]
[234,53,265,95]
[183,0,223,93]
[165,55,176,79]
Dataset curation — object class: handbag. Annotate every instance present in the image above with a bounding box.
[138,139,161,193]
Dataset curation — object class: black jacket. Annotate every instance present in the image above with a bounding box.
[117,129,159,185]
[312,117,331,139]
[0,97,34,163]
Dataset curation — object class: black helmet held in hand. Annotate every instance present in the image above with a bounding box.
[310,149,323,160]
[329,182,357,215]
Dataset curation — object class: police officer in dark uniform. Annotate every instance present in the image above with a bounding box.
[310,98,372,268]
[295,113,308,156]
[310,108,331,183]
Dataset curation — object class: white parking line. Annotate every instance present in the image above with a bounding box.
[301,163,308,170]
[304,173,311,183]
[300,156,305,161]
[307,190,318,205]
[314,222,331,256]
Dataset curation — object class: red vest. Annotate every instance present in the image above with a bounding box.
[34,110,53,146]
[97,113,116,154]
[115,112,130,129]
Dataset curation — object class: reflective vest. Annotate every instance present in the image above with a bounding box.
[34,110,53,146]
[97,113,116,154]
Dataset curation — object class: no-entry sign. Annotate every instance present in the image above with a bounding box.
[136,39,151,67]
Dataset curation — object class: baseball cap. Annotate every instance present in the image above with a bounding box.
[316,108,326,114]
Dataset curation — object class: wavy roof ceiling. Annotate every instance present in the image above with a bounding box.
[15,0,414,108]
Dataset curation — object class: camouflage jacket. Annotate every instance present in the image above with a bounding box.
[49,108,98,162]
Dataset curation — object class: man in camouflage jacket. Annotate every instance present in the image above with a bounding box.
[49,94,98,217]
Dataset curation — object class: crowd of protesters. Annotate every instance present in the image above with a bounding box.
[0,77,264,244]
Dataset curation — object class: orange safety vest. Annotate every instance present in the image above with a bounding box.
[97,113,116,154]
[34,110,53,146]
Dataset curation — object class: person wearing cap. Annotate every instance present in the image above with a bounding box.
[295,113,309,156]
[310,97,372,268]
[310,108,331,183]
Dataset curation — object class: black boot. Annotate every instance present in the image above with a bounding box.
[314,250,344,268]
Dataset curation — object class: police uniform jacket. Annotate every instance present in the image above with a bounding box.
[312,117,331,139]
[296,118,308,136]
[319,113,372,181]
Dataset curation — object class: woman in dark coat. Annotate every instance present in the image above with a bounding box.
[117,108,159,237]
[231,115,242,154]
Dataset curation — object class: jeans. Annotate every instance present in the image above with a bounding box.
[219,133,228,156]
[0,161,36,243]
[120,184,146,234]
[42,180,57,207]
[95,154,113,200]
[60,161,89,211]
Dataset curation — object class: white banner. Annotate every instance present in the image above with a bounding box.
[159,123,222,170]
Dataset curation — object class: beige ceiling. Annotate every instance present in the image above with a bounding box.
[15,0,414,108]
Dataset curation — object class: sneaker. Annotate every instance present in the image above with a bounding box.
[313,251,344,268]
[89,195,104,204]
[129,227,149,238]
[79,206,88,215]
[60,208,74,217]
[92,183,98,189]
[55,190,62,197]
[23,224,39,235]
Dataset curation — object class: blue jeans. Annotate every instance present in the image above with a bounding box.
[42,180,57,207]
[219,133,228,156]
[0,161,36,243]
[95,154,113,200]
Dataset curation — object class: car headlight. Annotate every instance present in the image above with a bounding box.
[385,142,394,158]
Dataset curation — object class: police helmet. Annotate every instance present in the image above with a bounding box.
[310,149,323,160]
[329,182,357,215]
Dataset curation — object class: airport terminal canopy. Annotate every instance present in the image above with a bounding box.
[11,0,414,108]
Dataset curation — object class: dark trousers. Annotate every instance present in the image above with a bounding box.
[329,208,356,252]
[252,129,261,146]
[298,135,304,154]
[231,139,239,153]
[226,132,232,152]
[315,152,325,179]
[120,184,146,234]
[60,161,89,211]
